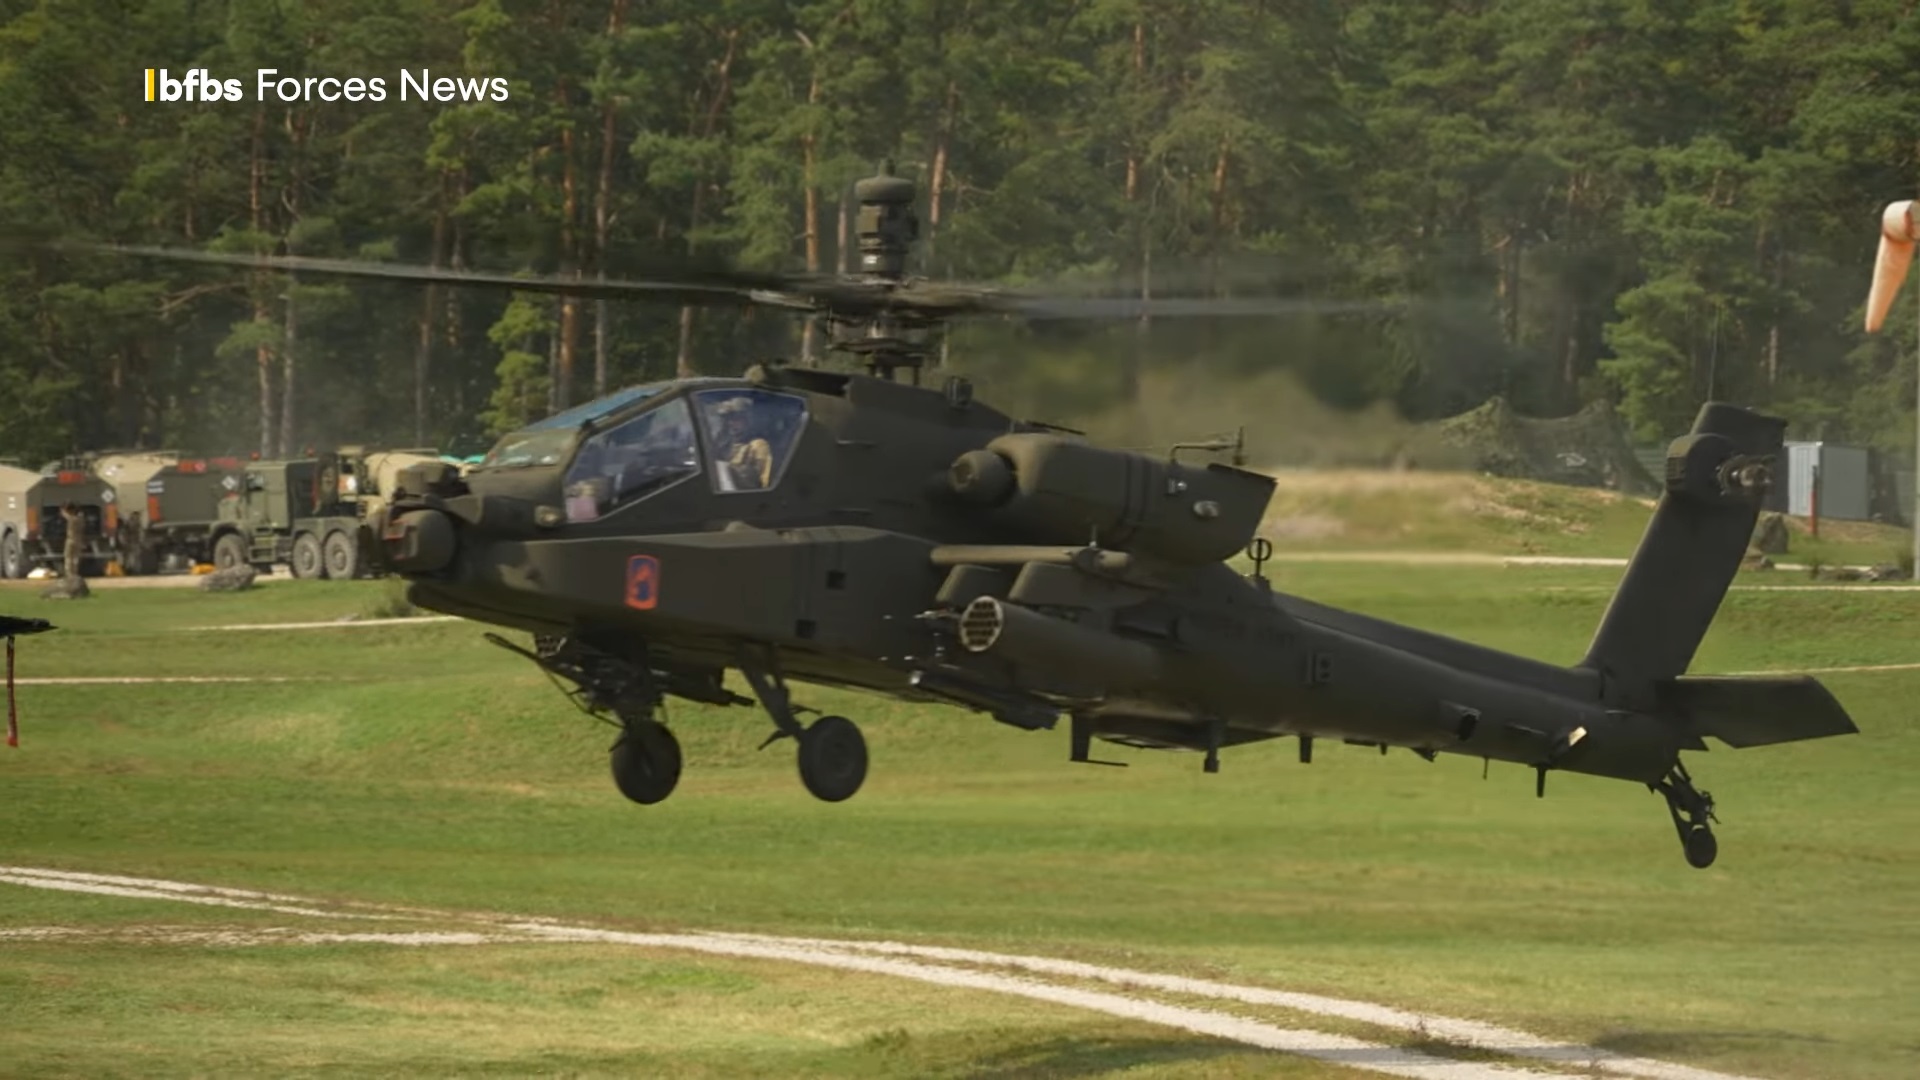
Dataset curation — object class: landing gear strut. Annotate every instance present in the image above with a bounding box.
[610,708,682,805]
[486,632,685,805]
[737,645,868,802]
[1652,760,1718,869]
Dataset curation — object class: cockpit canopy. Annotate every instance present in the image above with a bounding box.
[481,381,809,523]
[480,382,677,469]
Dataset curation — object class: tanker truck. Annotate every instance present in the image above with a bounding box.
[118,447,441,578]
[0,459,122,577]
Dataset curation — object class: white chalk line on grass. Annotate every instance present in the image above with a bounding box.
[513,922,1566,1080]
[0,925,521,947]
[701,933,1751,1080]
[0,866,1765,1080]
[0,870,398,920]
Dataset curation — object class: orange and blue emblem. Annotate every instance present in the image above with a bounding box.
[625,554,661,610]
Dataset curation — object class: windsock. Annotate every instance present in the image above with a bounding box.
[1865,200,1918,333]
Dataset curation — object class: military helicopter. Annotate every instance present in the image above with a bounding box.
[88,165,1857,869]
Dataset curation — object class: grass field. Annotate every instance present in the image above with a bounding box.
[1260,470,1914,569]
[1,547,1913,1079]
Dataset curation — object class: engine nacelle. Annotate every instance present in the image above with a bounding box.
[948,434,1273,564]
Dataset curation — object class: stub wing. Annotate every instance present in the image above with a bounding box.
[1662,675,1860,749]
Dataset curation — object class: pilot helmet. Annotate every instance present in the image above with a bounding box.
[714,396,753,419]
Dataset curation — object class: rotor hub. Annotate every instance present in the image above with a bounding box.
[853,161,919,281]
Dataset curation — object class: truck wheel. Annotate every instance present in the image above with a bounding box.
[323,530,359,580]
[0,532,24,579]
[291,533,326,579]
[212,533,249,571]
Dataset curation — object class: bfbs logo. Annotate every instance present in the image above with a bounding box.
[145,68,244,102]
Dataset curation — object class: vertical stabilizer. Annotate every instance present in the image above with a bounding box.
[1581,403,1782,692]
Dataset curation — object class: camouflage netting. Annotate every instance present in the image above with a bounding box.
[1405,396,1660,496]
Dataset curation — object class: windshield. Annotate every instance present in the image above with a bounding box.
[521,382,672,431]
[693,388,808,493]
[563,398,700,521]
[481,428,577,469]
[480,382,677,468]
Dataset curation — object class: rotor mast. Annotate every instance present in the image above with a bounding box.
[832,161,934,384]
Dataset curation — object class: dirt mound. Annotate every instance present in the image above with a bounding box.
[1408,397,1659,496]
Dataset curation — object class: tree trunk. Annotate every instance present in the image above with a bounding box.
[557,81,581,410]
[1122,19,1146,405]
[249,104,273,457]
[924,79,957,264]
[415,173,448,445]
[593,0,628,399]
[1767,235,1784,385]
[800,69,821,366]
[1125,21,1143,203]
[1497,232,1520,345]
[837,188,850,274]
[278,106,306,459]
[675,28,741,380]
[1209,136,1231,294]
[547,303,561,414]
[449,167,468,422]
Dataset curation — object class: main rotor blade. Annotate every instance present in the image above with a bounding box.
[89,244,792,308]
[70,243,1412,325]
[997,295,1407,321]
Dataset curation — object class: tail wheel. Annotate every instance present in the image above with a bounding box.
[322,530,359,579]
[212,533,249,571]
[290,532,326,579]
[0,532,23,579]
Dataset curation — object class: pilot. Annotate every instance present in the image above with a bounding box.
[711,396,774,490]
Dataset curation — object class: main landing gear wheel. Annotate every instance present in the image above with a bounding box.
[736,645,870,804]
[1682,826,1718,870]
[797,715,868,803]
[610,719,682,805]
[1653,760,1719,869]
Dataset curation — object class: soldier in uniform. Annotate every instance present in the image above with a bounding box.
[710,396,774,491]
[59,502,84,579]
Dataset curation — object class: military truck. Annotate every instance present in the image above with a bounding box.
[0,459,122,577]
[88,450,185,573]
[119,454,248,574]
[120,447,441,578]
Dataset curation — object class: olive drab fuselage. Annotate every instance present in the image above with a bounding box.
[371,365,1856,856]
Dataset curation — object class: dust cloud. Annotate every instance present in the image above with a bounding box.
[1054,368,1471,473]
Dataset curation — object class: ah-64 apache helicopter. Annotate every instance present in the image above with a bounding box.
[93,165,1857,869]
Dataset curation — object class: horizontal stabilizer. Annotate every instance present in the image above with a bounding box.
[1664,675,1859,748]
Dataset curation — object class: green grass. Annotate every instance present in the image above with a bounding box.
[0,571,1914,1078]
[1260,470,1914,567]
[2,943,1335,1079]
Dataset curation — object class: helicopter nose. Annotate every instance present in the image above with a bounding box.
[376,506,456,574]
